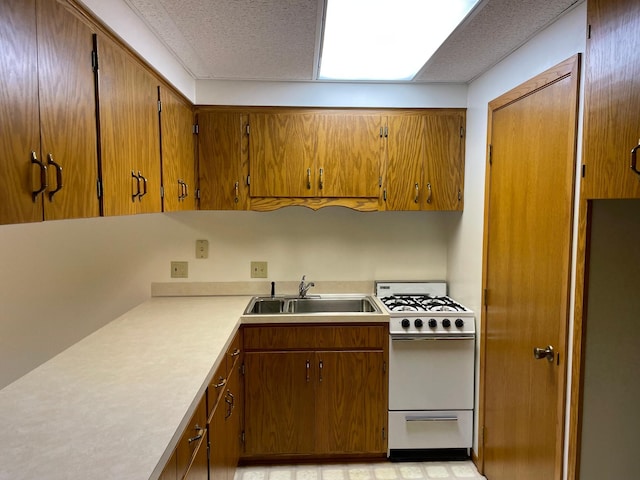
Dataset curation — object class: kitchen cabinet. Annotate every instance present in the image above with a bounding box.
[0,0,99,225]
[95,33,162,216]
[197,109,249,210]
[208,331,242,480]
[581,0,640,199]
[384,110,465,211]
[160,87,196,212]
[242,324,388,459]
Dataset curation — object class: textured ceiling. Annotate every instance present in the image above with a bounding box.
[123,0,583,84]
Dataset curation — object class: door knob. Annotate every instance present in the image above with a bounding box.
[533,345,555,362]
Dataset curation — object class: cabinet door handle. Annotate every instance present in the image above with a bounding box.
[631,141,640,176]
[426,182,432,204]
[307,168,311,189]
[47,154,63,201]
[31,151,48,202]
[414,183,419,203]
[319,168,324,190]
[131,171,140,202]
[318,360,323,382]
[183,181,188,199]
[177,179,184,200]
[138,171,147,200]
[234,181,239,203]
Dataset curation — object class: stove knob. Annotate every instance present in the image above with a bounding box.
[414,319,424,328]
[428,319,437,328]
[401,319,410,328]
[442,319,451,328]
[455,318,464,328]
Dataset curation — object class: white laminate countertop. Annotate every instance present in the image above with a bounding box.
[0,293,389,480]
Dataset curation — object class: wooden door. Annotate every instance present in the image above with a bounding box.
[423,112,465,211]
[315,351,386,454]
[243,351,315,456]
[37,0,99,221]
[316,113,382,198]
[0,0,43,224]
[198,110,248,209]
[581,0,640,199]
[208,391,227,480]
[384,114,425,210]
[481,57,580,480]
[96,35,161,216]
[160,87,195,212]
[248,112,317,197]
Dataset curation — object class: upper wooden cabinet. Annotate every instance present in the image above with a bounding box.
[197,109,249,210]
[0,0,99,225]
[95,34,162,216]
[384,110,465,211]
[581,0,640,199]
[160,87,196,212]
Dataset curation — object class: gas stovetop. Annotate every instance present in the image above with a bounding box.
[375,281,475,337]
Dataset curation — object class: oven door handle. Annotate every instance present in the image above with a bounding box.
[405,415,458,422]
[390,334,475,341]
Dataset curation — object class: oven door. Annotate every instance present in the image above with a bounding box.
[388,336,475,411]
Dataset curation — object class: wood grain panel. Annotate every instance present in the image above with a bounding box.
[315,113,382,198]
[249,196,379,211]
[198,110,246,210]
[96,34,161,216]
[424,112,465,211]
[249,112,317,197]
[243,351,315,455]
[385,113,425,210]
[314,325,387,350]
[37,0,99,221]
[315,351,386,454]
[243,326,316,351]
[0,0,43,224]
[160,86,195,212]
[581,0,640,199]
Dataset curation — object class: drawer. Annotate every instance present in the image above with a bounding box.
[388,410,473,450]
[243,325,386,350]
[315,325,387,349]
[176,395,207,479]
[243,325,316,350]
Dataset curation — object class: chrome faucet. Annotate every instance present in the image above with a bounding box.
[298,275,315,298]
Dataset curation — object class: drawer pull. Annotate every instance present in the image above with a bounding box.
[188,424,204,443]
[213,377,226,388]
[405,415,458,422]
[230,348,241,357]
[631,141,640,176]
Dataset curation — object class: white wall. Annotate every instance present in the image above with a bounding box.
[449,1,587,462]
[0,208,453,389]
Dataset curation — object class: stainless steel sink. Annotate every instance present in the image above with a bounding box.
[286,297,379,313]
[243,295,380,315]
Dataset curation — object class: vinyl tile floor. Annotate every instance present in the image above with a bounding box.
[235,461,486,480]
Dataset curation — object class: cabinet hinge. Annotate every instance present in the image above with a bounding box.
[460,126,465,138]
[160,185,164,198]
[581,164,586,178]
[207,441,211,461]
[382,361,386,374]
[587,24,591,40]
[382,427,386,440]
[483,288,488,307]
[157,100,162,113]
[193,123,199,135]
[96,180,102,199]
[246,175,251,186]
[241,362,245,376]
[458,189,462,201]
[488,144,493,165]
[91,49,99,72]
[196,188,201,200]
[245,124,250,136]
[241,430,246,444]
[383,189,387,201]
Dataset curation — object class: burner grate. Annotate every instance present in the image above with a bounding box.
[381,294,467,313]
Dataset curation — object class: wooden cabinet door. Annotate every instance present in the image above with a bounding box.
[423,112,465,211]
[581,0,640,199]
[184,428,208,480]
[208,396,227,480]
[96,35,161,216]
[160,86,195,212]
[243,351,315,455]
[315,351,387,454]
[0,0,43,225]
[385,114,425,210]
[316,113,382,198]
[37,0,99,221]
[249,112,317,197]
[198,110,248,209]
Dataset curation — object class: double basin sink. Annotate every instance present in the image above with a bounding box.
[244,294,381,315]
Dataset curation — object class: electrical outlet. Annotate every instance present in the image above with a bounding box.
[196,239,209,259]
[250,261,268,278]
[171,261,188,278]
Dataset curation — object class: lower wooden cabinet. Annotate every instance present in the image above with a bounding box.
[242,324,388,460]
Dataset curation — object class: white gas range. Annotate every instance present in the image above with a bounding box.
[375,281,476,461]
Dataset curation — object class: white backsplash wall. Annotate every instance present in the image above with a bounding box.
[0,208,452,389]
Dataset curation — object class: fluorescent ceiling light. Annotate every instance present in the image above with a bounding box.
[319,0,481,81]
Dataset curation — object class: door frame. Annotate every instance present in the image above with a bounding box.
[477,54,581,477]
